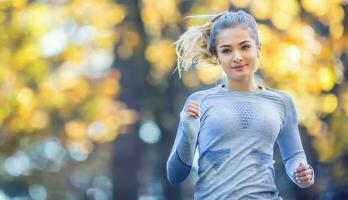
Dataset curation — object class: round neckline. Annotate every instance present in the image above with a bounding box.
[218,83,265,95]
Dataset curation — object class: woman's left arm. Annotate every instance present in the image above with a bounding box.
[277,93,314,188]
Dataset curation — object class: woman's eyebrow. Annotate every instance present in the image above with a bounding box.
[219,40,252,48]
[238,40,251,45]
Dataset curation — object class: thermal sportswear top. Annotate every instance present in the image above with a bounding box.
[166,84,314,200]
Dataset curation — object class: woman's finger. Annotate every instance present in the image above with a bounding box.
[296,168,312,177]
[296,167,313,183]
[187,108,200,118]
[186,111,199,118]
[188,102,200,111]
[296,165,307,173]
[297,174,312,182]
[185,103,200,112]
[187,106,200,114]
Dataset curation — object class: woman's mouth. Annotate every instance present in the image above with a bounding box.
[231,64,247,70]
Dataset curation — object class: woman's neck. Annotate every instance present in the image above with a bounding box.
[226,78,259,92]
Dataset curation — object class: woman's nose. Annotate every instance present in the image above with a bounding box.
[233,52,243,62]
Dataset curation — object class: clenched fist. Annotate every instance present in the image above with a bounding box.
[184,100,200,119]
[295,162,314,185]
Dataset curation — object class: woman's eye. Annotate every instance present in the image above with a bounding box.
[222,49,231,54]
[242,45,250,50]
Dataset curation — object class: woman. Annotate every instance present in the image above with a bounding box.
[166,10,314,199]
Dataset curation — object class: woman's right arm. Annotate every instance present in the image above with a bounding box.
[166,98,201,185]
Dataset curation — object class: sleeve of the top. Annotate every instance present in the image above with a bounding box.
[166,92,202,185]
[277,93,315,188]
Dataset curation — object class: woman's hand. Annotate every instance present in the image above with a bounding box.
[295,162,314,185]
[184,100,200,119]
[180,100,201,141]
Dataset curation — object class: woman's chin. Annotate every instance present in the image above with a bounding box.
[227,73,252,82]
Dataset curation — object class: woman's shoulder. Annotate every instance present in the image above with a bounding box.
[263,86,295,105]
[264,86,290,97]
[186,85,221,101]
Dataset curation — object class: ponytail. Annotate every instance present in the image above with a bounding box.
[174,12,227,78]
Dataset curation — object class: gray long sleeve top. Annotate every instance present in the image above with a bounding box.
[166,84,314,200]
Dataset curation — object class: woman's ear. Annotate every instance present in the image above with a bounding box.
[257,43,261,57]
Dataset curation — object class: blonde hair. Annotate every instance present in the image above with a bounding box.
[174,10,259,78]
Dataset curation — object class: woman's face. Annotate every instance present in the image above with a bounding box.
[215,26,260,82]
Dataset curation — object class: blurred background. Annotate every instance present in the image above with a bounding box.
[0,0,347,199]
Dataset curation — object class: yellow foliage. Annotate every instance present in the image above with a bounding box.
[230,0,251,8]
[145,39,176,73]
[12,0,27,9]
[65,120,87,140]
[314,134,335,161]
[250,0,271,20]
[330,23,344,39]
[271,11,295,30]
[30,110,50,130]
[182,71,200,89]
[302,0,330,17]
[318,67,335,91]
[276,0,299,15]
[124,31,140,49]
[197,64,223,85]
[321,94,338,113]
[0,0,135,146]
[141,0,180,29]
[206,0,229,11]
[342,90,348,116]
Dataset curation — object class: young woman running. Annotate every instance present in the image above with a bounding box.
[166,10,314,199]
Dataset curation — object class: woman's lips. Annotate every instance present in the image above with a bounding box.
[231,64,247,69]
